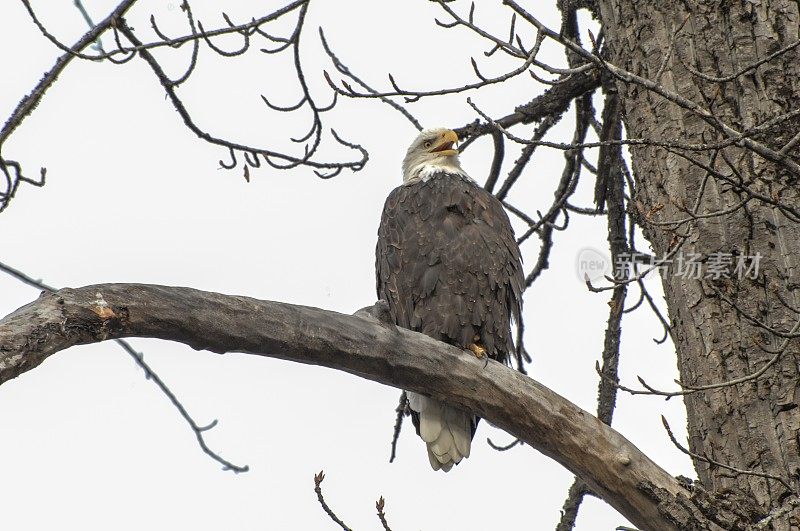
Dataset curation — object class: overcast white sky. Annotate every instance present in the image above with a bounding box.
[0,1,694,529]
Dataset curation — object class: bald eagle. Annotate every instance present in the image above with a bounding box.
[376,128,524,471]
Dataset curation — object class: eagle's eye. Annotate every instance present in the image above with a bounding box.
[423,141,432,149]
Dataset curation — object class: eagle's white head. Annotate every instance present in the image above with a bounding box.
[402,128,466,183]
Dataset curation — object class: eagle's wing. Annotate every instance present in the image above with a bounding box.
[376,172,523,363]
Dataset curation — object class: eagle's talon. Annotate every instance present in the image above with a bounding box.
[468,337,490,368]
[468,342,486,360]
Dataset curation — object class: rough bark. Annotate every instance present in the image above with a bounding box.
[0,283,731,530]
[598,0,800,527]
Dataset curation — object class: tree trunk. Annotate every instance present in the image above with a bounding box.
[598,0,800,526]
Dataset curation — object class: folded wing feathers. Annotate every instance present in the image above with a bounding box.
[407,392,473,472]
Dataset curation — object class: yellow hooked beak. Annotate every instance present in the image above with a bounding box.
[429,129,459,157]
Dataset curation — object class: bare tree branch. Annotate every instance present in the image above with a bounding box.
[562,89,628,525]
[22,0,308,62]
[453,68,600,146]
[502,0,800,175]
[324,35,541,103]
[319,29,422,132]
[0,0,140,213]
[116,18,367,176]
[0,261,246,472]
[0,283,729,530]
[556,479,589,531]
[2,0,138,147]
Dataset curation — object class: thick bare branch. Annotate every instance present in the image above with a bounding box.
[453,67,600,145]
[0,283,726,530]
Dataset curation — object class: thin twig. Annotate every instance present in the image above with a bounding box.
[638,280,671,345]
[376,497,393,531]
[116,18,367,175]
[319,29,422,131]
[594,310,800,398]
[314,471,353,531]
[503,0,800,174]
[23,0,307,62]
[72,0,106,52]
[453,68,600,148]
[3,0,138,146]
[484,129,505,193]
[678,36,800,83]
[653,15,690,83]
[325,39,542,103]
[661,416,793,491]
[0,261,248,472]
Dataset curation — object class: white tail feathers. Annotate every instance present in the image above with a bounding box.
[407,392,474,472]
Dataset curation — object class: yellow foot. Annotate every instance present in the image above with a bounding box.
[468,342,486,359]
